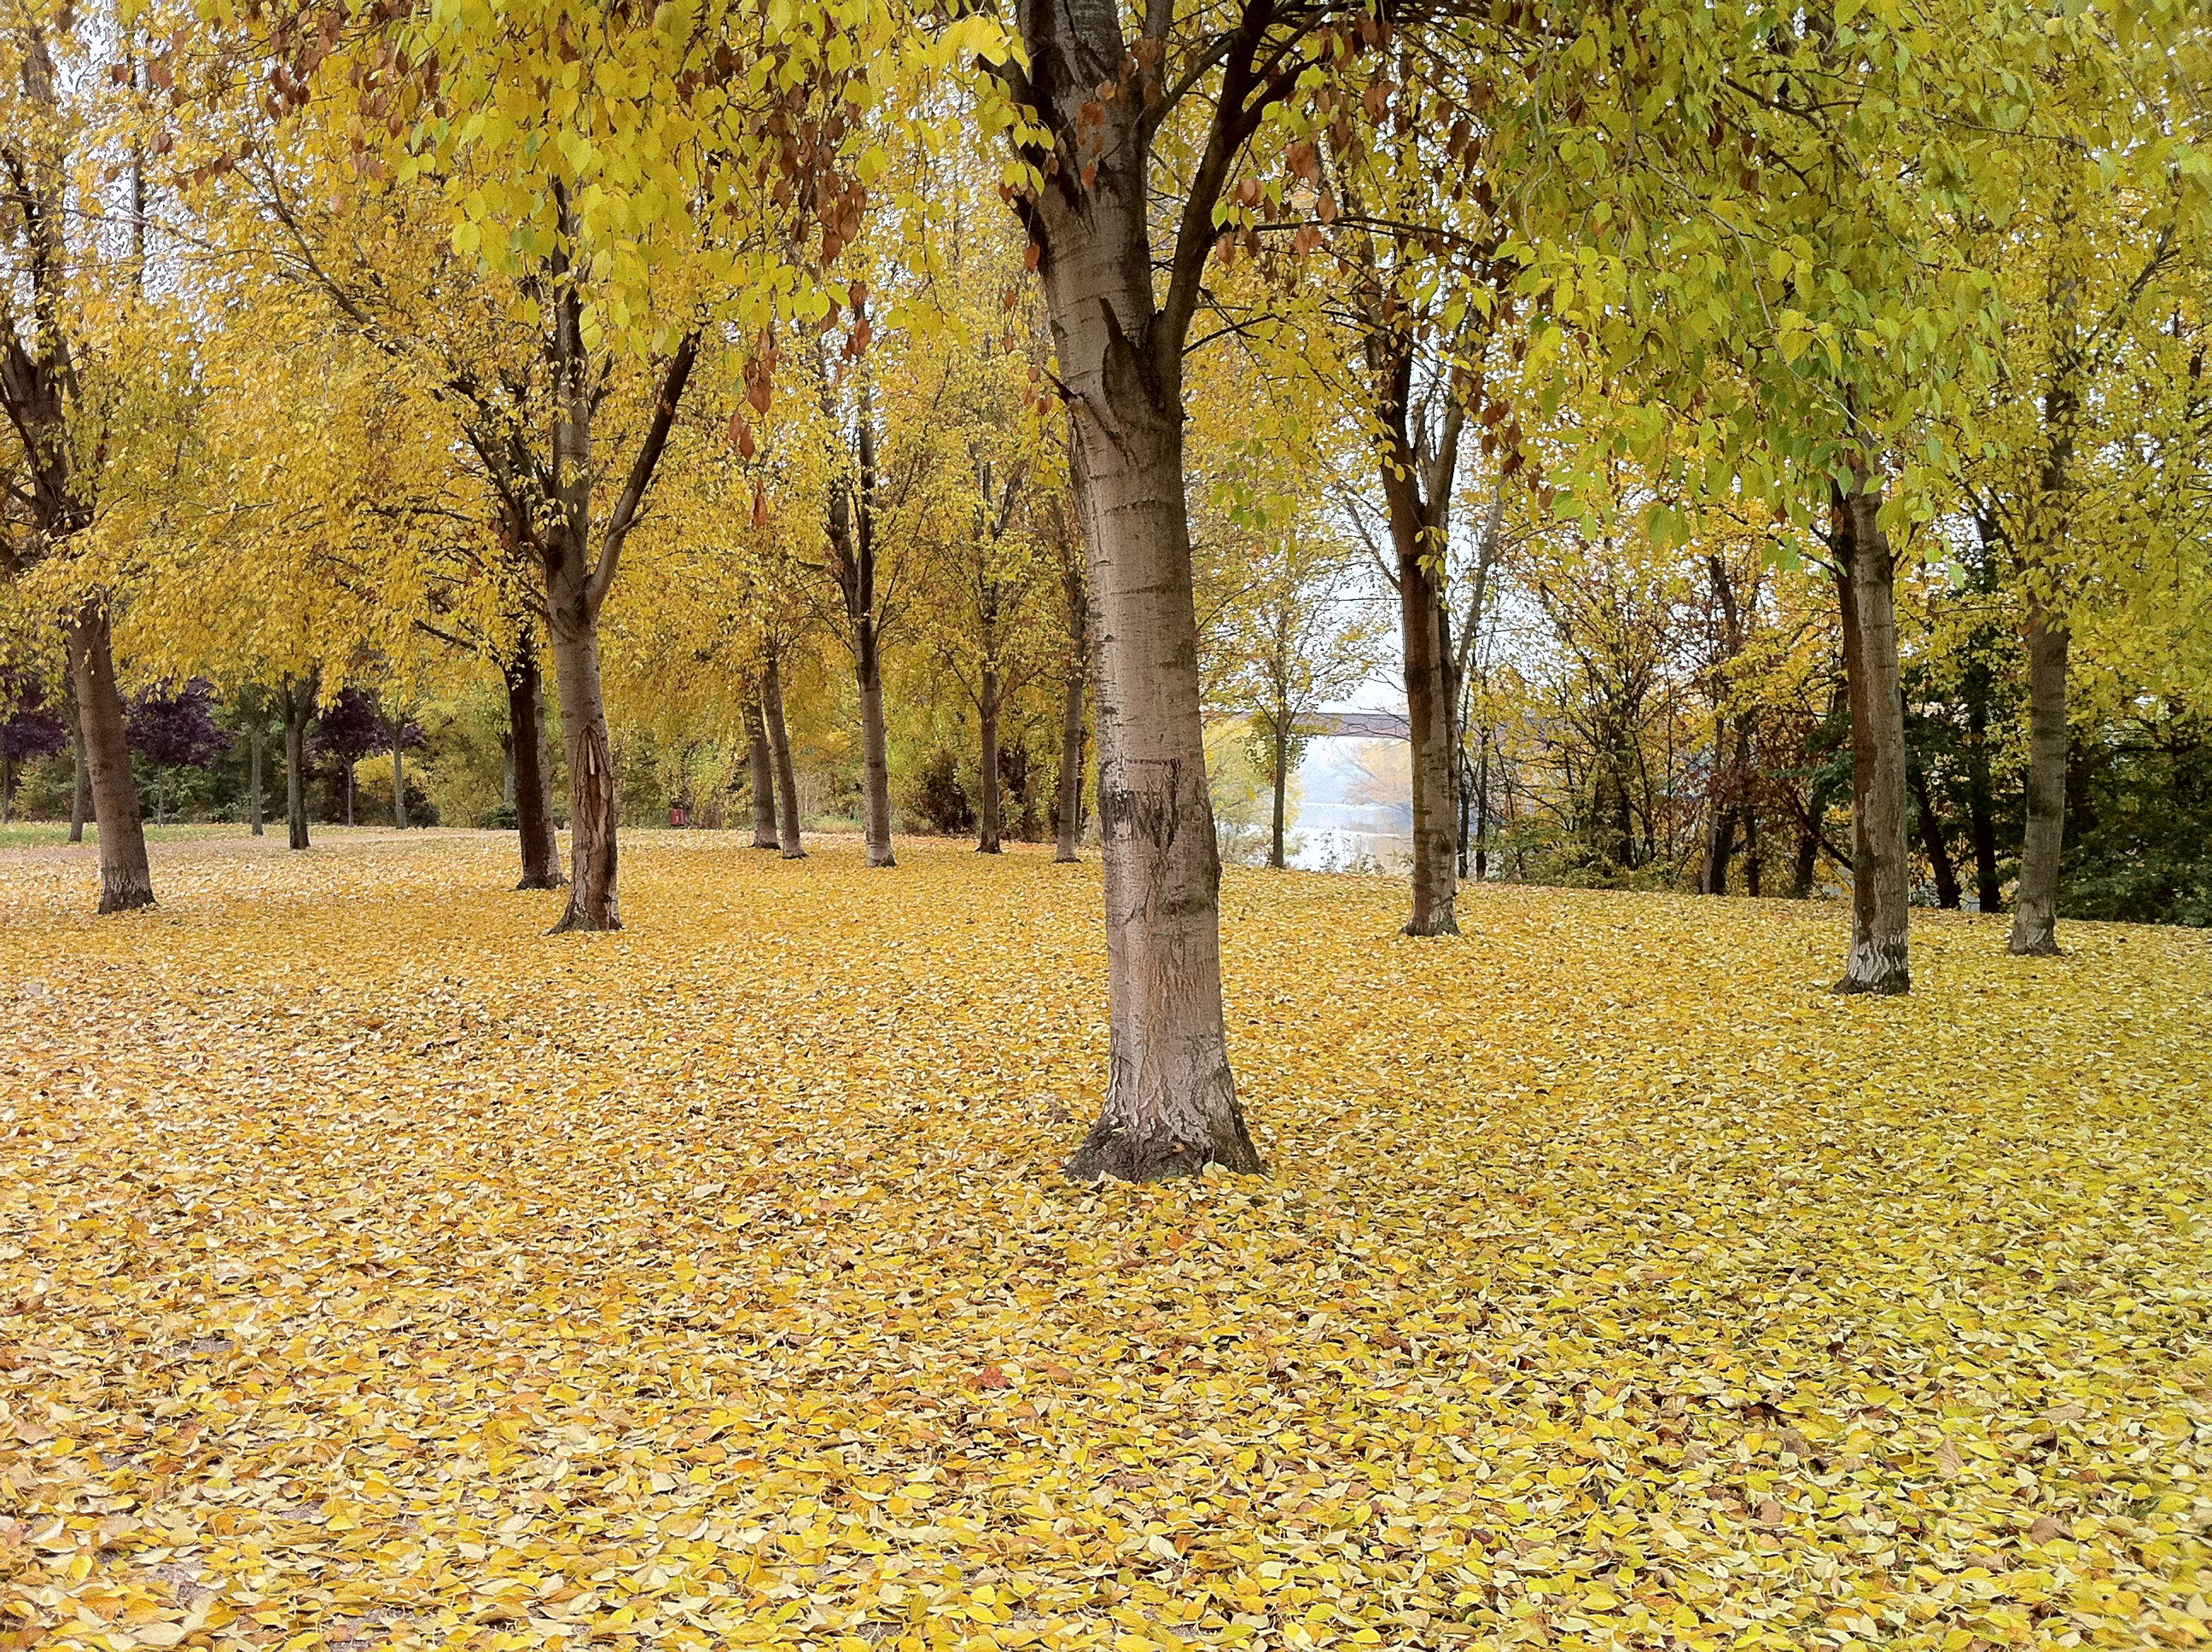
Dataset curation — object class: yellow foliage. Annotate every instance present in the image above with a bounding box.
[0,836,2206,1650]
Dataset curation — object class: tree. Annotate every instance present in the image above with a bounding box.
[0,8,157,909]
[125,679,231,825]
[1220,529,1381,870]
[0,665,67,823]
[312,687,385,828]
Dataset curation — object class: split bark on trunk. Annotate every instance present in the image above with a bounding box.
[504,637,564,889]
[65,602,154,911]
[744,700,780,849]
[279,675,314,851]
[1010,2,1263,1178]
[2010,614,2069,954]
[762,649,806,858]
[977,664,1003,853]
[1831,475,1912,994]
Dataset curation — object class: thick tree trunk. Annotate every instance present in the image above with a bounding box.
[977,667,1003,853]
[546,590,620,931]
[856,618,896,866]
[1965,672,2001,912]
[504,640,563,888]
[1910,760,1961,910]
[762,649,806,858]
[65,603,154,912]
[1267,713,1289,870]
[281,678,312,851]
[1054,659,1085,863]
[1032,147,1257,1181]
[68,693,89,842]
[744,699,780,849]
[1831,479,1912,994]
[2010,614,2069,954]
[248,719,265,835]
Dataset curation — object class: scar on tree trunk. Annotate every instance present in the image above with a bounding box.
[67,602,154,912]
[2009,613,2069,955]
[1830,476,1912,995]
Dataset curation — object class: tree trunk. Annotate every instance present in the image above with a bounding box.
[744,699,780,849]
[68,690,89,843]
[1910,760,1961,910]
[1831,478,1912,994]
[856,616,896,866]
[65,602,154,912]
[977,666,1003,853]
[2,756,13,823]
[1965,671,2001,912]
[1054,656,1085,863]
[1031,124,1257,1181]
[545,575,620,931]
[281,678,313,851]
[345,762,355,828]
[1744,808,1762,898]
[1380,382,1460,935]
[2009,614,2068,954]
[762,648,806,858]
[1703,806,1736,896]
[1267,713,1289,870]
[390,717,406,829]
[505,639,564,888]
[248,719,265,836]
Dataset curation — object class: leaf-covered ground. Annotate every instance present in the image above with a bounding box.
[3,834,2208,1652]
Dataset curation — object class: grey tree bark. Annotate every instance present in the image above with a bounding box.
[2009,615,2069,954]
[1005,0,1272,1178]
[65,602,154,912]
[1831,475,1912,994]
[389,716,406,829]
[744,699,780,849]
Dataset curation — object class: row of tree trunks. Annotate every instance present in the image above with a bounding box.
[65,602,154,912]
[1831,472,1912,994]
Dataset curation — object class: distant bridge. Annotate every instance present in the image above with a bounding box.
[1304,710,1412,741]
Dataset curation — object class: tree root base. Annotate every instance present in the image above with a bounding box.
[1830,974,1911,996]
[515,874,565,891]
[549,910,622,935]
[780,849,808,860]
[1402,912,1461,938]
[2008,934,2061,957]
[96,887,157,915]
[1064,1115,1265,1184]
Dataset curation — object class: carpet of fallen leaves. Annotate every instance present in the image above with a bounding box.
[3,831,2209,1652]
